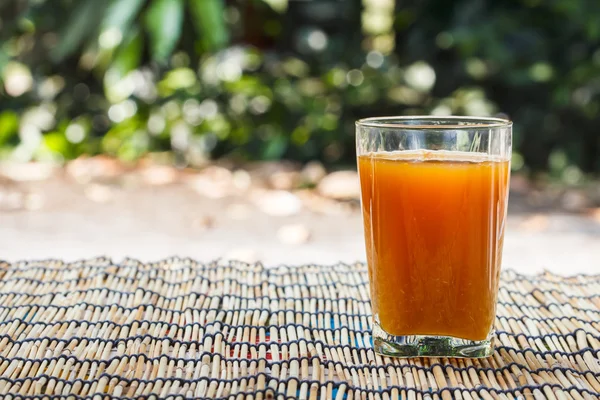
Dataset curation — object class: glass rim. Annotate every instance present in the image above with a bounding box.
[356,115,512,130]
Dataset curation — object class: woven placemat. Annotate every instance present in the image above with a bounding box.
[0,258,598,399]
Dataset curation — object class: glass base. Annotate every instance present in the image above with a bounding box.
[373,321,494,358]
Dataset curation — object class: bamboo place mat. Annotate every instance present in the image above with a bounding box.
[0,259,598,400]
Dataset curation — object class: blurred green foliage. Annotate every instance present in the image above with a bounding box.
[1,0,600,179]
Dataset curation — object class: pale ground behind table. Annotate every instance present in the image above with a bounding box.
[1,175,599,276]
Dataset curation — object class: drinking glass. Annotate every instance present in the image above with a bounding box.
[356,116,512,358]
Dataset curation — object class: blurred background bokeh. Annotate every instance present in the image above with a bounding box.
[1,0,599,272]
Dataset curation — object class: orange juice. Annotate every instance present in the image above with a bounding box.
[358,150,510,341]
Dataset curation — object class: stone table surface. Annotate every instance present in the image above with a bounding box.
[1,172,599,276]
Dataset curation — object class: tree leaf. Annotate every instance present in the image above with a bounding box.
[189,0,228,52]
[103,29,142,103]
[262,135,287,160]
[51,0,108,62]
[144,0,184,63]
[112,28,143,79]
[44,132,71,156]
[0,111,18,146]
[101,0,146,34]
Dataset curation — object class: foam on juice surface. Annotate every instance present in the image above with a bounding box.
[362,149,508,163]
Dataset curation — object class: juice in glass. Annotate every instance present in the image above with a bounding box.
[356,116,512,357]
[359,150,510,342]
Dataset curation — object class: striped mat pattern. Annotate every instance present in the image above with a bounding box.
[0,258,598,399]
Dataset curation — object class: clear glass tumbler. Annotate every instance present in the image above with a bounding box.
[356,116,512,358]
